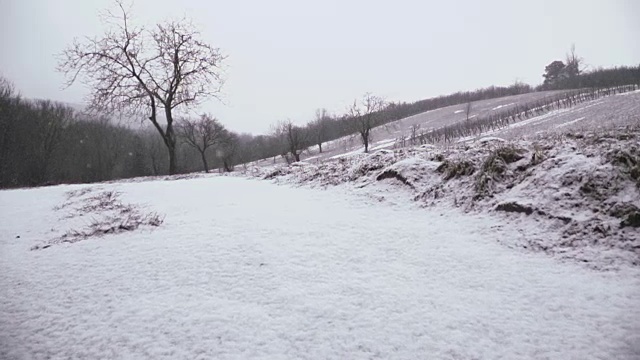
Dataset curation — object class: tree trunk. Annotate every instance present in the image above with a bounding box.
[294,151,300,162]
[165,108,178,175]
[200,150,209,173]
[223,159,233,172]
[363,133,369,153]
[318,143,322,153]
[168,144,177,175]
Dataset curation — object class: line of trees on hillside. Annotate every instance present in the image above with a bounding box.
[0,79,142,187]
[3,59,639,188]
[0,78,247,187]
[539,64,640,91]
[539,45,640,90]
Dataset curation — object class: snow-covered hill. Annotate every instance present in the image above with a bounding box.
[250,87,640,167]
[251,124,640,269]
[245,87,640,269]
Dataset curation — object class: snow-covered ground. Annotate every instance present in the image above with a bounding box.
[2,176,640,359]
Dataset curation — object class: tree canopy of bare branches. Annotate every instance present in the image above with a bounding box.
[565,44,585,77]
[218,131,239,172]
[275,120,308,163]
[310,108,330,153]
[349,93,386,153]
[58,0,225,174]
[287,121,308,162]
[177,114,226,172]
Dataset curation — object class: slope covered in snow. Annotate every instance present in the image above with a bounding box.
[249,90,572,167]
[253,125,640,269]
[459,89,640,142]
[249,87,639,168]
[1,176,640,359]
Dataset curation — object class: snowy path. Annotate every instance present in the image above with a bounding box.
[1,177,639,359]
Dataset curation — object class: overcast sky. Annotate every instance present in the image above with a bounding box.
[1,0,638,134]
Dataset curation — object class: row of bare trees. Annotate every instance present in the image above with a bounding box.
[0,76,251,187]
[0,80,142,187]
[539,46,640,91]
[4,76,638,188]
[0,72,392,187]
[0,80,73,186]
[264,93,388,164]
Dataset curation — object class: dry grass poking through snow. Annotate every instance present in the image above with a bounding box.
[32,188,164,250]
[249,125,640,269]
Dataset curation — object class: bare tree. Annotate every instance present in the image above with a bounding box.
[270,120,307,163]
[177,114,225,172]
[465,101,473,121]
[310,108,330,153]
[218,131,238,172]
[270,121,290,163]
[234,133,255,171]
[349,93,386,153]
[565,44,585,77]
[58,1,225,174]
[410,123,420,146]
[282,120,307,162]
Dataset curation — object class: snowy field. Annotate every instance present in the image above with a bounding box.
[2,176,639,359]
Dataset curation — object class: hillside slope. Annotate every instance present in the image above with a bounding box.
[251,125,640,269]
[249,90,570,166]
[250,88,639,168]
[458,89,640,142]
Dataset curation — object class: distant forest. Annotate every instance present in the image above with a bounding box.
[1,63,639,188]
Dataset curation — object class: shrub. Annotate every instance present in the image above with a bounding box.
[32,189,165,250]
[530,145,546,166]
[436,159,476,180]
[474,146,524,197]
[494,146,525,164]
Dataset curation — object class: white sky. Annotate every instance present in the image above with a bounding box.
[1,0,639,134]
